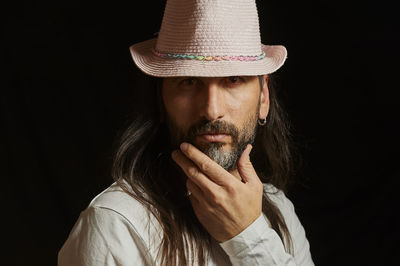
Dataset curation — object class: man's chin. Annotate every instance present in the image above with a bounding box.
[192,140,226,154]
[191,141,238,170]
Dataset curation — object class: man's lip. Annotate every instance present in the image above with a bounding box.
[196,133,230,142]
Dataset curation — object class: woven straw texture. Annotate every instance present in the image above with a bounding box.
[130,0,287,77]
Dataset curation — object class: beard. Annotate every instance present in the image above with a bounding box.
[166,113,259,171]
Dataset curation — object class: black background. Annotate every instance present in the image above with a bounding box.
[2,0,399,265]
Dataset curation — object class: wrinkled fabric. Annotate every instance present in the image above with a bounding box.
[58,182,314,266]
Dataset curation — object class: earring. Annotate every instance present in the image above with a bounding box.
[258,117,267,126]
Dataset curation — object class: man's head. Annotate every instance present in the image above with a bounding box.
[128,0,285,171]
[129,0,285,171]
[161,75,269,170]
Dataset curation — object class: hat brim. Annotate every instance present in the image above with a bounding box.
[129,38,287,77]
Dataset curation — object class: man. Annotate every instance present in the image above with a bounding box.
[58,0,314,265]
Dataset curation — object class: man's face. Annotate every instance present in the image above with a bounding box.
[162,75,269,171]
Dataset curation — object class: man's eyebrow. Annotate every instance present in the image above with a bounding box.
[170,77,186,82]
[165,77,181,83]
[171,76,199,82]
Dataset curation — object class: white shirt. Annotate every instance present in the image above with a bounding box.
[58,182,314,265]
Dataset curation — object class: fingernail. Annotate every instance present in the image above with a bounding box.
[180,142,189,151]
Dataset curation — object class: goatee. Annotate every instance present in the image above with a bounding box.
[168,118,258,171]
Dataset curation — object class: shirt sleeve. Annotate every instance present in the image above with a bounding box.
[219,191,314,266]
[58,206,153,266]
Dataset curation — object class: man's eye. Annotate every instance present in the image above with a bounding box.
[181,78,196,86]
[227,76,244,84]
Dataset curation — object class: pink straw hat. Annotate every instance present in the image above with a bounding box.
[129,0,287,77]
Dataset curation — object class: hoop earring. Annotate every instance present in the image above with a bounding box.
[258,118,267,126]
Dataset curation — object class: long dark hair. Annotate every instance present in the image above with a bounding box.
[111,73,295,265]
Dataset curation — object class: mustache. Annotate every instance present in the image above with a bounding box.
[185,119,239,141]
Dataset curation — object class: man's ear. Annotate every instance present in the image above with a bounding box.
[259,74,270,119]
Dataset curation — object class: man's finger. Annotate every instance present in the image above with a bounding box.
[171,150,219,192]
[186,178,204,200]
[237,144,260,184]
[180,142,237,186]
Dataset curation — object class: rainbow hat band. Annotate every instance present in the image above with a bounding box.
[152,48,266,62]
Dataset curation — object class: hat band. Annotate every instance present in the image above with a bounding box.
[152,48,266,62]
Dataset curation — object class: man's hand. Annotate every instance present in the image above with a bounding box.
[171,142,263,243]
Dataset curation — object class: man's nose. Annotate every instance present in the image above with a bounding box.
[200,83,224,121]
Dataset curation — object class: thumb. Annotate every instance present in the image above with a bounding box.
[237,144,259,184]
